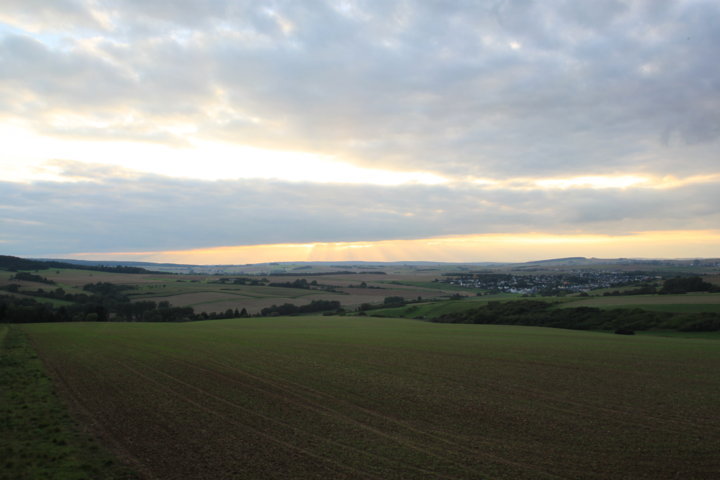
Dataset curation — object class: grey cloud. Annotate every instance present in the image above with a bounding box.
[1,1,719,178]
[0,34,136,109]
[1,167,718,256]
[0,0,101,31]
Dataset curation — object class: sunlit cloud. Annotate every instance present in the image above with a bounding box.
[534,175,649,190]
[0,125,448,185]
[534,174,720,191]
[650,174,720,190]
[3,119,716,192]
[469,174,720,191]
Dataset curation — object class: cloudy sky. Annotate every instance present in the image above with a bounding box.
[2,0,719,263]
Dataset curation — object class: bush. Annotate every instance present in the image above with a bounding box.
[614,328,635,335]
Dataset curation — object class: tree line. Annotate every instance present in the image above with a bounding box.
[601,276,718,296]
[260,300,342,316]
[431,300,720,333]
[0,294,195,323]
[0,255,163,274]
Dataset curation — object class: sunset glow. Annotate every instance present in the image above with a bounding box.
[61,230,720,265]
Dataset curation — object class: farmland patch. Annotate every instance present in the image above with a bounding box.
[565,293,720,309]
[1,325,138,480]
[22,318,720,480]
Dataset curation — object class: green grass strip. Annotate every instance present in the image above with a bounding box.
[0,325,138,480]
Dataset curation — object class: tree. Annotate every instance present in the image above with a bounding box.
[383,296,405,306]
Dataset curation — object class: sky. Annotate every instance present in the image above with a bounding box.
[1,0,719,264]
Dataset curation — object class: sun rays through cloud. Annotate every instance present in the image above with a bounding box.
[57,230,720,265]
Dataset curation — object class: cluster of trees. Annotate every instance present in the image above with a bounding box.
[268,278,316,289]
[198,308,249,320]
[215,276,351,293]
[0,283,137,309]
[0,294,196,323]
[346,281,383,289]
[114,300,195,322]
[383,296,406,306]
[260,300,342,316]
[9,272,56,284]
[266,278,347,293]
[0,292,346,323]
[214,277,268,286]
[1,273,348,322]
[602,276,717,296]
[0,255,161,274]
[659,276,718,294]
[358,297,401,313]
[0,295,109,323]
[432,300,720,332]
[358,296,425,313]
[0,281,194,323]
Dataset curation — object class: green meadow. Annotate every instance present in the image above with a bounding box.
[373,293,720,319]
[370,295,573,318]
[560,293,720,313]
[13,317,720,479]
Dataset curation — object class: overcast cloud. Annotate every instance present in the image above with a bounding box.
[2,164,719,255]
[1,1,719,258]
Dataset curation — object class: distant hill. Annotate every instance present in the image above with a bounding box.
[0,255,164,274]
[47,259,194,268]
[30,259,509,275]
[524,257,589,265]
[3,255,717,276]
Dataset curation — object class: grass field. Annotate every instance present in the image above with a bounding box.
[372,293,720,320]
[370,295,578,319]
[561,293,720,313]
[1,325,138,480]
[635,330,720,340]
[19,317,720,479]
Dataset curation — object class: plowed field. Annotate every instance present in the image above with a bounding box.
[22,318,720,479]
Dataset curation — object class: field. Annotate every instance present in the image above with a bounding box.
[5,264,720,317]
[370,295,529,318]
[372,293,720,320]
[20,317,720,480]
[0,325,138,480]
[0,269,457,314]
[559,293,720,313]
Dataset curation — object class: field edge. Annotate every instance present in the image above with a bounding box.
[1,324,140,480]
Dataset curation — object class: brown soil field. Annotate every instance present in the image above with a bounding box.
[128,281,443,314]
[22,318,720,480]
[198,294,349,314]
[335,287,443,300]
[45,270,170,287]
[216,288,444,315]
[143,291,253,306]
